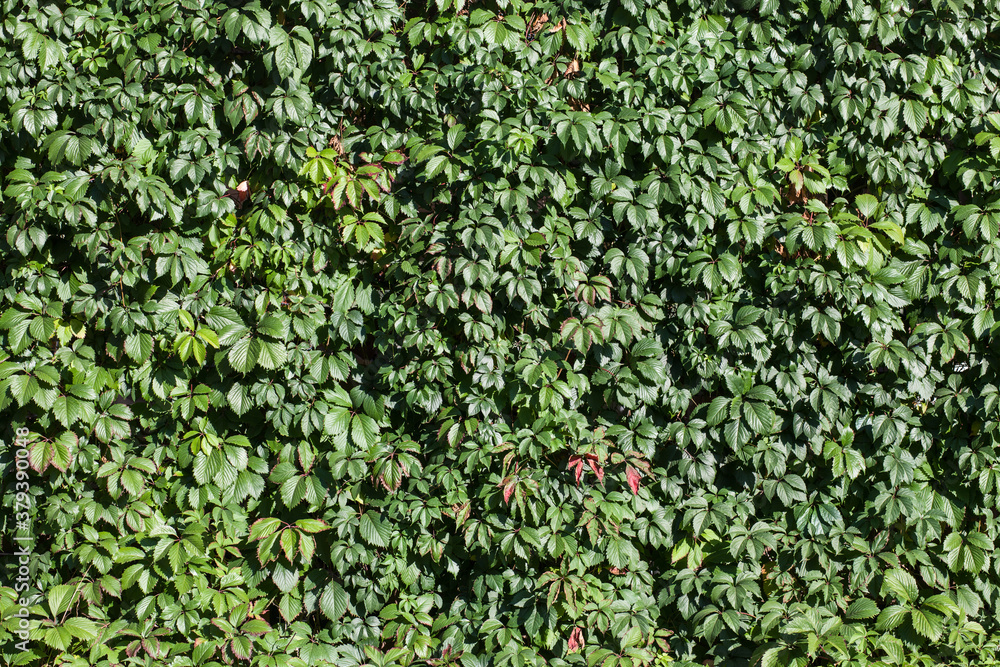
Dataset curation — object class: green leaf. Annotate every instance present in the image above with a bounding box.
[845,598,879,619]
[605,535,638,570]
[257,340,288,370]
[320,581,349,621]
[855,194,879,218]
[706,396,729,425]
[910,607,942,641]
[249,517,282,541]
[51,395,83,428]
[743,401,774,434]
[271,560,299,593]
[760,0,778,15]
[875,604,909,631]
[28,431,76,472]
[881,569,918,603]
[228,337,260,373]
[359,511,390,548]
[125,333,154,363]
[351,414,379,448]
[228,383,252,416]
[62,617,98,640]
[295,519,329,534]
[902,99,927,133]
[270,27,294,74]
[47,584,76,617]
[290,26,314,71]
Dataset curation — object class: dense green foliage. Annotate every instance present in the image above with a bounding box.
[3,0,1000,666]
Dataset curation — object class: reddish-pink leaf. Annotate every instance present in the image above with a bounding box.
[567,627,584,653]
[567,455,584,485]
[627,466,641,495]
[587,456,604,483]
[503,482,515,504]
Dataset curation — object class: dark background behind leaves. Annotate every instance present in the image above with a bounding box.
[2,0,1000,666]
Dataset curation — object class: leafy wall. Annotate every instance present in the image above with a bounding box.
[2,0,1000,666]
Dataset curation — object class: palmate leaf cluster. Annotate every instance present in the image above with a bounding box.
[2,0,1000,666]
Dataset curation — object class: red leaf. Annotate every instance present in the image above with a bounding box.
[567,627,584,653]
[503,482,515,504]
[626,466,641,495]
[567,455,584,485]
[587,456,604,483]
